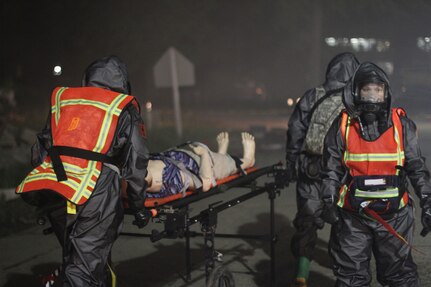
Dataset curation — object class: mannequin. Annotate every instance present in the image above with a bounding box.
[145,132,255,194]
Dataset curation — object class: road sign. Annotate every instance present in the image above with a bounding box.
[154,47,195,88]
[153,47,196,138]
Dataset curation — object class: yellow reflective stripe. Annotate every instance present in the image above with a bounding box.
[38,161,92,177]
[343,117,351,164]
[355,188,399,198]
[22,173,80,190]
[83,190,92,198]
[93,94,127,153]
[62,162,90,174]
[16,180,25,193]
[345,152,405,162]
[337,185,348,208]
[53,87,68,126]
[51,99,122,117]
[393,124,404,175]
[399,196,407,209]
[87,180,97,189]
[71,161,99,203]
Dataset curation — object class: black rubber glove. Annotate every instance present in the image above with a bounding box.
[321,196,339,225]
[421,197,431,237]
[133,209,152,228]
[284,160,297,185]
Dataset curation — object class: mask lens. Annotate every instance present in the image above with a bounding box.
[359,83,385,103]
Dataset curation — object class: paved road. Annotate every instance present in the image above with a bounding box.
[1,121,431,287]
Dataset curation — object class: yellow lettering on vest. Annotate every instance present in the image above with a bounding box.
[67,117,80,131]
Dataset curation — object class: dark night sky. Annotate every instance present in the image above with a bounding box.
[2,0,431,114]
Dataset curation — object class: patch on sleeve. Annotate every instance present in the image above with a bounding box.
[139,123,147,138]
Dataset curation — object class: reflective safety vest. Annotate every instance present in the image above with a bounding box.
[337,108,409,213]
[16,87,138,205]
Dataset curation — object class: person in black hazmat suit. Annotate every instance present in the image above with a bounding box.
[285,52,359,286]
[17,56,150,287]
[317,61,431,286]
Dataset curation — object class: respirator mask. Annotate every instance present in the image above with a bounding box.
[356,82,387,124]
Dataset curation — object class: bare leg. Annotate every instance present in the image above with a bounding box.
[216,132,229,155]
[240,132,255,169]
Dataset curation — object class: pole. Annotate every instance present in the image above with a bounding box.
[169,48,183,138]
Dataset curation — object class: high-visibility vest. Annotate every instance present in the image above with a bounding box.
[337,108,409,213]
[16,87,138,205]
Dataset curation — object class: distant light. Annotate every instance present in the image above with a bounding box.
[324,37,390,52]
[376,61,394,75]
[255,87,264,95]
[145,101,152,111]
[287,98,294,106]
[296,97,301,103]
[325,37,337,47]
[417,37,431,52]
[53,65,62,76]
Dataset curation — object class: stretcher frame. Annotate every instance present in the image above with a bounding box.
[121,163,286,287]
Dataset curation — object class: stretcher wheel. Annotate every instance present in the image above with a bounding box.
[206,266,235,287]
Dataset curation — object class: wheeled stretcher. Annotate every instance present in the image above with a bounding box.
[121,163,286,287]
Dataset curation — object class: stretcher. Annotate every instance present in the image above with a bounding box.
[121,163,286,287]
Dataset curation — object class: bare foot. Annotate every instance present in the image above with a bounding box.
[216,132,229,154]
[241,132,255,169]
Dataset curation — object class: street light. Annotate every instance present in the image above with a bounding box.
[53,65,62,76]
[287,98,294,106]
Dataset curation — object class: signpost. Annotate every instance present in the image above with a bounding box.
[154,47,195,138]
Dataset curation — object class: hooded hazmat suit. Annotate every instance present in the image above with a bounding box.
[18,56,149,287]
[286,53,359,267]
[319,62,431,286]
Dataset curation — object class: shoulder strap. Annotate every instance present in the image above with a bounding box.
[307,86,344,122]
[340,111,349,141]
[48,146,118,182]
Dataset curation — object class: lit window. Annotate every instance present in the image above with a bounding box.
[324,37,390,52]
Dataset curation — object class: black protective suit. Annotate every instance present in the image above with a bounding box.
[286,53,359,260]
[21,56,149,287]
[320,62,431,286]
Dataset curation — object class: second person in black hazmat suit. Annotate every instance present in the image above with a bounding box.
[318,62,431,286]
[285,52,359,286]
[16,56,150,287]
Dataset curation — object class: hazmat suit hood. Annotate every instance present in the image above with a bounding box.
[343,62,392,119]
[323,52,360,92]
[82,55,131,94]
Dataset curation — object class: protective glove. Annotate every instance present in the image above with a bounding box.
[321,195,339,225]
[421,196,431,237]
[284,159,297,185]
[133,209,152,228]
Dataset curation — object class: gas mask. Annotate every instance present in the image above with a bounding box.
[356,83,387,124]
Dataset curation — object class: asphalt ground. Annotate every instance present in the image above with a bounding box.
[1,120,431,287]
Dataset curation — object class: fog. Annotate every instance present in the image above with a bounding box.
[1,0,431,140]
